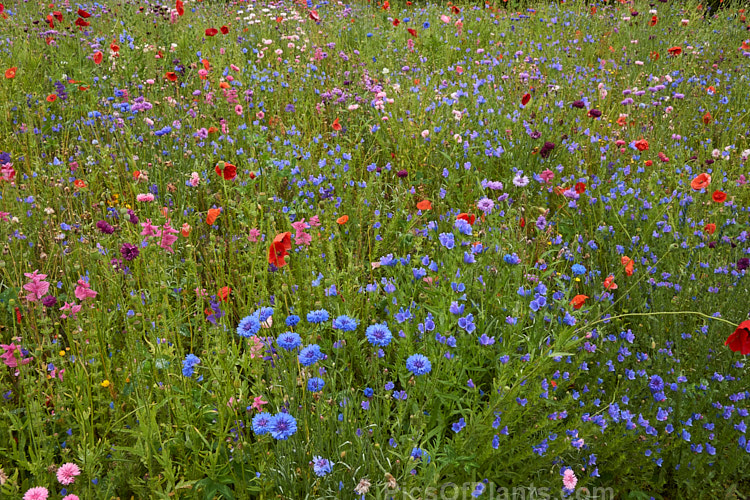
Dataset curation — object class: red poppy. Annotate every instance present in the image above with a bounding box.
[667,46,682,56]
[712,190,727,203]
[205,28,218,37]
[336,215,349,225]
[407,28,418,37]
[645,160,653,167]
[309,10,320,22]
[75,17,90,27]
[707,86,715,94]
[46,15,54,28]
[691,173,711,190]
[520,217,526,228]
[53,11,63,22]
[621,256,634,276]
[176,0,184,16]
[704,223,716,235]
[725,320,750,355]
[451,5,460,14]
[457,213,476,225]
[634,139,649,151]
[575,182,587,194]
[215,161,237,180]
[268,232,292,268]
[165,71,178,82]
[332,117,342,131]
[77,8,91,18]
[650,51,660,61]
[220,25,229,35]
[218,286,232,302]
[110,42,120,53]
[649,15,657,26]
[93,51,103,64]
[0,4,4,13]
[703,112,712,125]
[5,67,16,79]
[603,275,618,290]
[382,0,390,9]
[206,208,221,225]
[521,93,531,106]
[46,94,57,102]
[73,179,87,188]
[392,18,400,27]
[570,295,589,310]
[202,59,210,70]
[416,200,432,211]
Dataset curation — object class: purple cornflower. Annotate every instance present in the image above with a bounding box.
[120,243,140,261]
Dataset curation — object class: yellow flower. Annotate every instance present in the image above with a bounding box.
[101,380,111,388]
[59,350,66,356]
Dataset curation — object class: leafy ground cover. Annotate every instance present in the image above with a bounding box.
[1,0,750,498]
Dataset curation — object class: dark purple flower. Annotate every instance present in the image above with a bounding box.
[540,141,555,159]
[397,170,408,178]
[42,295,57,308]
[571,100,585,109]
[738,258,750,271]
[127,209,139,225]
[120,243,140,261]
[96,220,115,234]
[588,108,602,118]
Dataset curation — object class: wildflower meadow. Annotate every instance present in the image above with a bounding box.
[1,0,750,498]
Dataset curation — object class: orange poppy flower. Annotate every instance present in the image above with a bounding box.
[702,112,712,125]
[603,275,618,290]
[202,59,211,71]
[570,295,589,310]
[219,82,230,89]
[457,213,476,225]
[621,256,634,276]
[4,67,16,79]
[336,215,349,225]
[93,51,103,64]
[73,179,87,188]
[206,208,221,225]
[667,46,682,56]
[416,200,432,211]
[268,232,292,268]
[110,42,120,53]
[46,94,57,102]
[704,223,716,235]
[165,72,178,82]
[218,286,231,302]
[332,117,342,131]
[690,173,711,190]
[181,223,191,237]
[712,190,727,203]
[208,126,218,134]
[634,139,649,151]
[215,162,237,180]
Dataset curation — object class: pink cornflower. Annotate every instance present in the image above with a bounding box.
[539,169,555,184]
[23,487,49,500]
[136,193,155,202]
[56,463,81,485]
[248,228,261,242]
[562,469,577,490]
[63,495,80,500]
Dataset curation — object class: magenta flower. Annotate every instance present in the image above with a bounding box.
[23,272,50,302]
[248,228,261,242]
[159,220,180,253]
[1,343,32,368]
[140,219,161,237]
[74,280,98,301]
[56,462,81,485]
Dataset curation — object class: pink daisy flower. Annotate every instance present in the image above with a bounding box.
[56,462,81,485]
[23,487,49,500]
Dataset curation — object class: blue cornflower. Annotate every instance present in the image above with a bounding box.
[307,377,325,392]
[364,387,374,398]
[649,375,664,393]
[277,332,302,351]
[504,253,521,265]
[307,309,330,324]
[182,354,200,377]
[438,232,455,249]
[258,307,274,322]
[252,412,273,435]
[237,314,261,338]
[571,264,586,275]
[299,344,325,367]
[365,323,393,346]
[286,314,300,327]
[269,412,297,440]
[452,417,466,433]
[332,315,358,331]
[406,354,432,376]
[312,456,333,477]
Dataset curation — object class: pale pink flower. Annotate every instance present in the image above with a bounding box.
[63,495,80,500]
[248,336,264,359]
[230,64,240,72]
[251,395,268,411]
[248,228,261,242]
[159,220,180,253]
[256,111,265,120]
[562,469,577,490]
[74,280,98,301]
[59,302,82,320]
[136,193,155,202]
[295,231,312,246]
[56,463,81,485]
[440,14,451,23]
[23,487,49,500]
[309,215,322,227]
[291,219,310,232]
[189,172,201,187]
